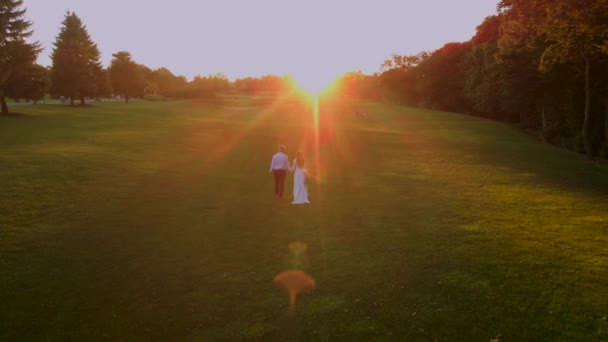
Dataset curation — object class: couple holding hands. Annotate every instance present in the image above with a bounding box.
[269,145,311,204]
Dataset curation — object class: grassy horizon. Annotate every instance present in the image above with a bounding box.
[1,97,608,340]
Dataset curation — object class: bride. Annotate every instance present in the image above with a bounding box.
[291,150,310,204]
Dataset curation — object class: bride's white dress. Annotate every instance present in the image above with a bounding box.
[292,160,310,204]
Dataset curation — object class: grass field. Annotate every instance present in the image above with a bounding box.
[1,96,608,341]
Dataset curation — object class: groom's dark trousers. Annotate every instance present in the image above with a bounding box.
[273,169,287,197]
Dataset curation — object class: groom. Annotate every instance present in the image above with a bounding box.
[269,145,292,198]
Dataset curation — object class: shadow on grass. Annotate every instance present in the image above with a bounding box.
[463,128,608,197]
[389,105,608,197]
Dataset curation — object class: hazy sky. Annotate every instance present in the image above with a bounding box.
[25,0,498,88]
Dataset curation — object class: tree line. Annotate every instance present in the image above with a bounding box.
[0,4,236,112]
[2,0,607,158]
[0,2,307,112]
[336,0,608,158]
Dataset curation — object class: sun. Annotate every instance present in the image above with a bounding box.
[294,72,335,95]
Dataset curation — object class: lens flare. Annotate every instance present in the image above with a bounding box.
[273,270,316,313]
[312,95,321,185]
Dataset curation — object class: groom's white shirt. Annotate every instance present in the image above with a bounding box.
[269,152,291,173]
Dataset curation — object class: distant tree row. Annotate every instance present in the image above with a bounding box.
[0,3,233,114]
[233,75,286,94]
[1,1,348,116]
[4,0,607,158]
[341,0,608,158]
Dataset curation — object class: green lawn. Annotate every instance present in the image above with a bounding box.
[1,97,608,340]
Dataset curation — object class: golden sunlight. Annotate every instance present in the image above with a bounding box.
[294,72,336,95]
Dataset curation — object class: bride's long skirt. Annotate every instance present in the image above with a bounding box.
[292,168,310,204]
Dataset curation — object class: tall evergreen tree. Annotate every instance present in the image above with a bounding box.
[0,0,41,115]
[50,12,102,106]
[108,51,142,103]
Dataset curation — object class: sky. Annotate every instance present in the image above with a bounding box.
[25,0,499,89]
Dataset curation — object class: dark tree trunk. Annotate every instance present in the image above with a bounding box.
[0,96,8,115]
[582,56,593,159]
[70,97,74,105]
[80,96,85,106]
[125,95,129,103]
[605,104,608,148]
[541,101,547,132]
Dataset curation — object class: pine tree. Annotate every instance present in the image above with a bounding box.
[0,0,41,115]
[50,12,102,105]
[109,51,143,103]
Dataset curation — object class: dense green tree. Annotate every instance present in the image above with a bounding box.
[6,63,49,102]
[540,0,608,158]
[462,14,541,125]
[336,71,364,99]
[185,73,229,98]
[333,71,379,101]
[260,74,284,93]
[149,67,187,98]
[0,0,41,114]
[50,12,103,105]
[499,0,608,157]
[233,75,287,94]
[134,64,160,96]
[377,68,407,103]
[381,52,428,72]
[416,42,471,112]
[463,16,505,119]
[377,53,427,104]
[598,58,608,156]
[109,51,143,102]
[93,66,112,99]
[365,0,608,158]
